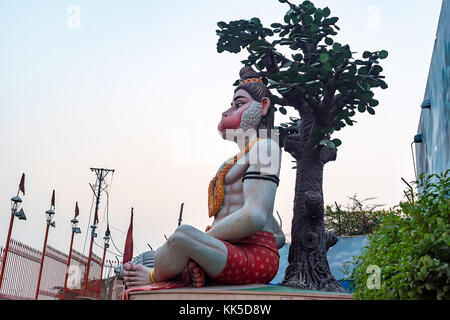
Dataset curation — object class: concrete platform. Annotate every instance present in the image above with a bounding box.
[128,284,353,300]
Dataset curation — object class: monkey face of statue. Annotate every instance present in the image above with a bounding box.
[218,89,270,140]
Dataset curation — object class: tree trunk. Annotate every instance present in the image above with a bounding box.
[281,127,345,292]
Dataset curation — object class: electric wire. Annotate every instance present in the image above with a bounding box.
[104,171,140,256]
[93,238,123,257]
[83,186,96,255]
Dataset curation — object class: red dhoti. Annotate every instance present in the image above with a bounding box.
[212,231,280,285]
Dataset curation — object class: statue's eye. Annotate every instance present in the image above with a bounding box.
[236,102,244,108]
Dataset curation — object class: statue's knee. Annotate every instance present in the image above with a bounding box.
[167,229,189,247]
[176,224,196,234]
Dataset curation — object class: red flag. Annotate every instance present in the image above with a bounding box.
[123,208,134,264]
[75,201,79,218]
[19,173,25,195]
[51,190,55,208]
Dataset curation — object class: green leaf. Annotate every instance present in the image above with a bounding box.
[250,17,261,25]
[325,37,334,45]
[217,21,227,29]
[373,65,383,74]
[311,23,319,33]
[379,50,389,59]
[332,139,342,147]
[322,63,332,71]
[279,106,287,115]
[369,99,379,107]
[367,106,376,115]
[323,7,331,17]
[332,42,342,51]
[305,80,319,85]
[327,141,336,149]
[319,53,329,63]
[293,53,303,61]
[268,79,279,86]
[380,81,388,89]
[303,15,313,25]
[358,105,366,113]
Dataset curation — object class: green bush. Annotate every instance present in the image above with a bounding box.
[346,170,450,300]
[324,195,387,236]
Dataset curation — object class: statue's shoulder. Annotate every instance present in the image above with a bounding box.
[250,138,282,157]
[248,138,282,175]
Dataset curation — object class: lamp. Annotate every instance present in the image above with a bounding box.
[90,224,97,238]
[103,229,111,249]
[11,195,22,206]
[45,208,55,224]
[414,134,423,143]
[15,208,26,221]
[421,98,431,109]
[71,218,81,234]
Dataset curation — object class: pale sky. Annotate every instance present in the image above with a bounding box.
[0,0,443,268]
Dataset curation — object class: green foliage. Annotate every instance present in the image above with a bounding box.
[324,195,388,236]
[216,0,389,148]
[346,170,450,300]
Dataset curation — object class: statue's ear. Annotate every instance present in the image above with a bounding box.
[261,97,271,116]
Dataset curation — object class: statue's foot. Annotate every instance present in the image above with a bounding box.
[188,260,205,288]
[123,262,152,288]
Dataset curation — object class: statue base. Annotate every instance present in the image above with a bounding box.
[121,284,353,300]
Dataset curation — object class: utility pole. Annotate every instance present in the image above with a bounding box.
[83,167,114,297]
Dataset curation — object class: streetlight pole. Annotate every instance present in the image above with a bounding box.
[63,202,81,300]
[35,190,56,300]
[0,174,26,291]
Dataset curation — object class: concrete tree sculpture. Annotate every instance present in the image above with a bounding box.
[216,0,388,292]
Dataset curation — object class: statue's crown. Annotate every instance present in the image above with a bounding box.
[239,78,263,85]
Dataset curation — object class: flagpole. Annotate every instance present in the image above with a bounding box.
[36,190,55,300]
[83,230,95,295]
[35,222,50,300]
[0,214,15,291]
[63,202,80,300]
[62,229,75,299]
[0,174,26,291]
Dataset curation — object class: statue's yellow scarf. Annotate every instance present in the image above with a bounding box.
[208,137,260,218]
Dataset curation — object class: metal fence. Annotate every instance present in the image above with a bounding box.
[0,239,103,300]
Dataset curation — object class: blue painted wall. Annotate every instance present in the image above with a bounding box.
[270,236,368,292]
[415,0,449,177]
